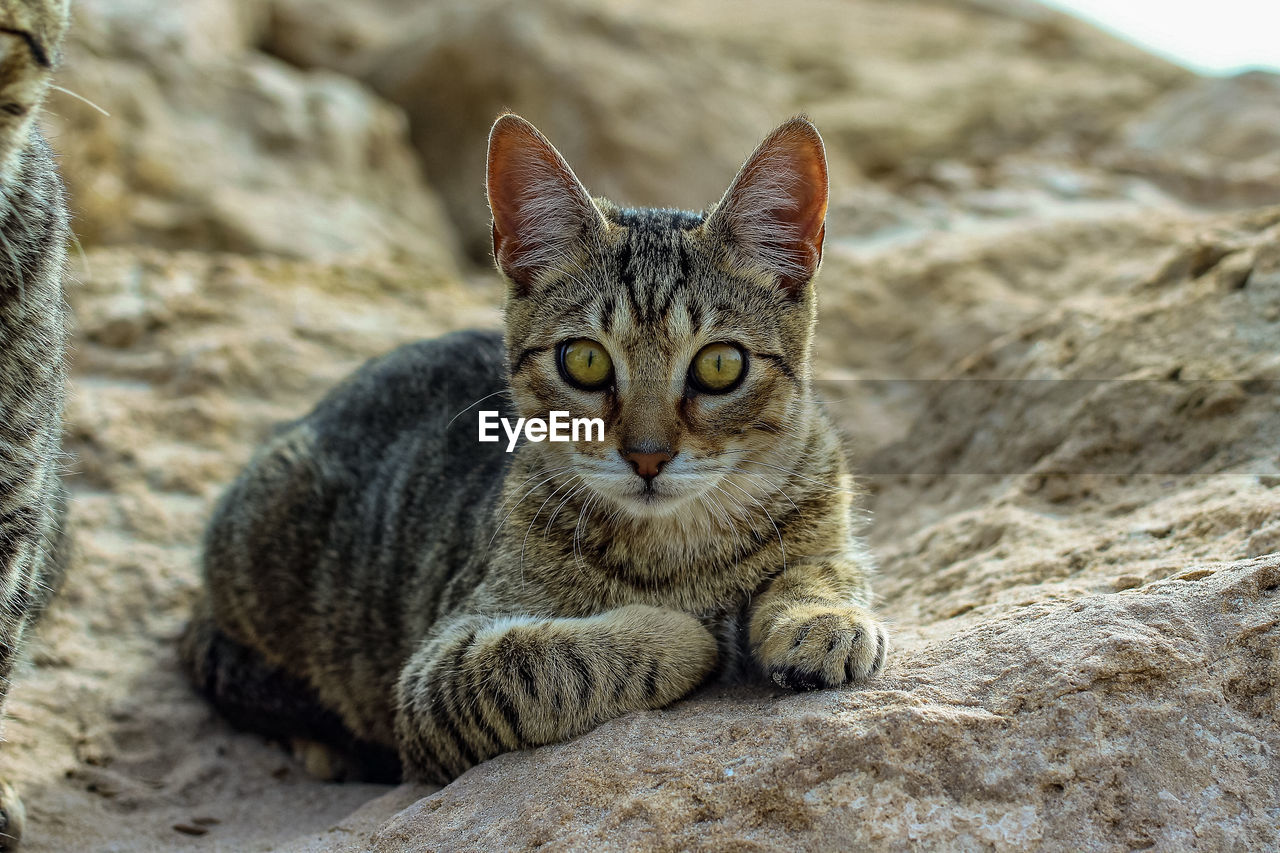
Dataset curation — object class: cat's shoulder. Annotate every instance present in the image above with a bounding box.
[337,329,506,400]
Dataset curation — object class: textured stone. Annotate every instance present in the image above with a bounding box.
[43,0,460,266]
[355,557,1280,852]
[264,0,1187,259]
[1110,70,1280,207]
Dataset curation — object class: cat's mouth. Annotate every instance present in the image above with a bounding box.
[638,480,664,502]
[587,473,696,517]
[627,479,678,507]
[575,453,727,517]
[612,472,714,518]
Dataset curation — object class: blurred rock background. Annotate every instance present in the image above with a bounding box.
[7,0,1278,850]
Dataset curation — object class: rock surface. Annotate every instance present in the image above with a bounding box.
[358,557,1280,852]
[269,0,1190,259]
[46,0,460,265]
[1110,71,1280,208]
[7,1,1279,851]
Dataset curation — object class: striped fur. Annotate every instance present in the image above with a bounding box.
[184,115,886,784]
[0,0,72,847]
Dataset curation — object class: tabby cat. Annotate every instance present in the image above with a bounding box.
[0,0,72,847]
[182,113,887,784]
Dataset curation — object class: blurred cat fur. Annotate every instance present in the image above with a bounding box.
[0,0,73,847]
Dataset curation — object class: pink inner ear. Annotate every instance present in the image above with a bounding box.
[778,130,829,245]
[716,119,829,295]
[486,115,596,293]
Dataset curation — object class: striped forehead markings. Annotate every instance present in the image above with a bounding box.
[615,238,642,321]
[606,206,705,230]
[655,239,693,325]
[599,293,617,334]
[612,222,697,326]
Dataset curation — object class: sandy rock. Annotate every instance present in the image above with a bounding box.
[1109,70,1280,207]
[1127,71,1280,163]
[43,0,461,267]
[69,0,266,63]
[263,0,423,77]
[351,556,1279,852]
[263,0,1188,259]
[357,0,788,260]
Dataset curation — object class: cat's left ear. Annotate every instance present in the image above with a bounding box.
[706,117,829,298]
[487,113,606,296]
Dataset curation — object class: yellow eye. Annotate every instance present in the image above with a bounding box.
[690,343,746,393]
[559,339,613,390]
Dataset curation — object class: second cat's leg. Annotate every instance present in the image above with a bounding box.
[395,605,717,782]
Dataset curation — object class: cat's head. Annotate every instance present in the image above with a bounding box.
[0,0,69,172]
[487,113,828,519]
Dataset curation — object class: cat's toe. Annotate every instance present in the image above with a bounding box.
[0,779,26,852]
[848,618,889,681]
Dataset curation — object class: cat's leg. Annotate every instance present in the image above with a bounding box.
[749,558,888,691]
[0,483,64,853]
[180,601,402,783]
[0,5,71,847]
[395,605,717,782]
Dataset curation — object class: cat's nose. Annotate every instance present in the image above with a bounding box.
[622,449,674,481]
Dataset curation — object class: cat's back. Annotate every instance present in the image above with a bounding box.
[303,329,512,485]
[203,329,515,690]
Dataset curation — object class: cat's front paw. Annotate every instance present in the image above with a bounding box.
[756,603,887,691]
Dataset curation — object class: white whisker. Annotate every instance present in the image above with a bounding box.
[51,85,110,116]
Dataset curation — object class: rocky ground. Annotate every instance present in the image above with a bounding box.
[6,0,1278,850]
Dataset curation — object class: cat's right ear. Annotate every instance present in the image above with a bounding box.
[486,114,604,295]
[705,117,828,299]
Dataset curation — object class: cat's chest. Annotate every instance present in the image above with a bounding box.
[529,546,780,619]
[491,490,791,616]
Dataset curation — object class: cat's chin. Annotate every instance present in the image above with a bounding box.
[609,487,698,519]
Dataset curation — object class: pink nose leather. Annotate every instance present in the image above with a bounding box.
[623,450,673,480]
